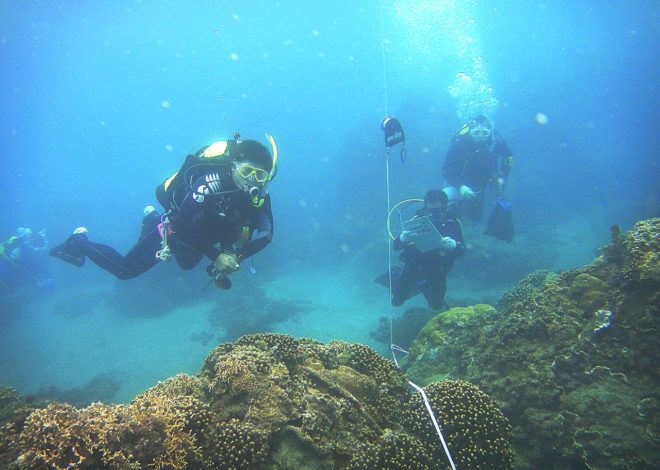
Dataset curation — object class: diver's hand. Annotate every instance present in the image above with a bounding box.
[214,253,239,275]
[494,177,505,195]
[399,230,419,243]
[459,185,476,199]
[439,237,457,250]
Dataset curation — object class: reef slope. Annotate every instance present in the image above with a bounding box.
[403,218,660,469]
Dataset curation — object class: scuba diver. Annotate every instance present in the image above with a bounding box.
[441,115,515,240]
[49,135,277,289]
[0,227,51,289]
[376,190,465,310]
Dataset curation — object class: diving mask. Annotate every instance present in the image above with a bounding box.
[425,202,447,219]
[469,125,491,142]
[236,163,270,184]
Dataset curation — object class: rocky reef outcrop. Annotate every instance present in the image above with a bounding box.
[0,333,513,469]
[402,218,660,469]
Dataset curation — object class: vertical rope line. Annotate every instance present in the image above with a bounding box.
[386,150,393,347]
[380,6,389,117]
[380,3,394,351]
[379,6,457,469]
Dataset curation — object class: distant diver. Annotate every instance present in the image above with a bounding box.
[441,115,515,241]
[1,227,52,289]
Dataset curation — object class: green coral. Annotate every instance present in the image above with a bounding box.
[403,218,660,469]
[497,269,558,315]
[403,304,499,380]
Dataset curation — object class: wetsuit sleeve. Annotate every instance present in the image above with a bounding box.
[495,133,514,179]
[442,136,465,187]
[236,194,274,260]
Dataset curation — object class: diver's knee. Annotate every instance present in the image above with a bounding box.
[116,270,136,281]
[427,296,445,310]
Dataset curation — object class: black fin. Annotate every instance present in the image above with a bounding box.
[374,265,403,287]
[484,197,514,241]
[49,241,85,267]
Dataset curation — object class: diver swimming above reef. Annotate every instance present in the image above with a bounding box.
[441,115,515,241]
[50,134,277,290]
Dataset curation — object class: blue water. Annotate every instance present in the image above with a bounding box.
[1,1,658,404]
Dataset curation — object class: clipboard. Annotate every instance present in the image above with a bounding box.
[401,216,444,253]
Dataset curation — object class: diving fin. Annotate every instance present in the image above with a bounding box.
[374,264,403,287]
[49,240,85,267]
[484,197,514,242]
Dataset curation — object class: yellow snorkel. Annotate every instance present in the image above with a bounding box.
[247,133,278,208]
[266,132,278,180]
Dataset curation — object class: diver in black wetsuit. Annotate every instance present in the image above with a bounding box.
[0,227,51,289]
[442,115,513,222]
[50,137,277,289]
[377,190,465,310]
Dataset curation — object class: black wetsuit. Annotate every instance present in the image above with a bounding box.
[71,146,274,280]
[442,131,513,220]
[1,235,49,288]
[391,211,464,310]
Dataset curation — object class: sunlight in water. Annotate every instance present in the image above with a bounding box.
[386,0,498,120]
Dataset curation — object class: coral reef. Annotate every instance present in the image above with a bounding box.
[1,334,513,469]
[0,386,23,425]
[400,380,513,469]
[403,218,660,469]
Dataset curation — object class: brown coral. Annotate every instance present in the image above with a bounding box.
[1,334,512,470]
[9,400,189,469]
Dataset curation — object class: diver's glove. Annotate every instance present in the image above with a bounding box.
[399,230,419,243]
[459,185,476,199]
[213,252,239,275]
[439,237,457,250]
[494,177,505,195]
